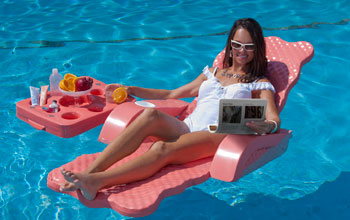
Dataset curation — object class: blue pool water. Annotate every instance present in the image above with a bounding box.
[1,0,350,219]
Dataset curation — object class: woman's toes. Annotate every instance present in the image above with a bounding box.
[61,168,80,184]
[60,182,78,192]
[68,172,74,178]
[59,168,98,200]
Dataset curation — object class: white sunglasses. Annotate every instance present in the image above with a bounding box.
[231,40,255,51]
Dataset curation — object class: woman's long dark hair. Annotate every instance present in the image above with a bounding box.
[223,18,267,82]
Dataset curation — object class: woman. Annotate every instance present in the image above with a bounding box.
[60,18,280,200]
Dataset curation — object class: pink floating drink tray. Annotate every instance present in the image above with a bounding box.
[16,78,134,138]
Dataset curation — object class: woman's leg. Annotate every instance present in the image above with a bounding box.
[85,108,190,173]
[60,108,190,191]
[61,131,226,200]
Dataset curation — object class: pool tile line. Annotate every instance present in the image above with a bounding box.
[0,18,348,50]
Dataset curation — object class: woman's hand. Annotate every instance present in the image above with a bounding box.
[245,120,277,135]
[104,83,129,103]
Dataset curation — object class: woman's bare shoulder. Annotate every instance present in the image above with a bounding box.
[256,77,271,83]
[208,66,216,72]
[207,66,220,75]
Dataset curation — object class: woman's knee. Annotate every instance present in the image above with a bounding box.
[149,141,171,162]
[140,108,161,122]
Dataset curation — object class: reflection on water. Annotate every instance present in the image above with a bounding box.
[1,0,350,219]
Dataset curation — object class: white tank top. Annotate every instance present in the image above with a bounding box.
[183,66,275,132]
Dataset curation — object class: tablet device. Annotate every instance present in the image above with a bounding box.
[208,99,267,134]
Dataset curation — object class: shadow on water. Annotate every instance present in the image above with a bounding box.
[138,172,350,219]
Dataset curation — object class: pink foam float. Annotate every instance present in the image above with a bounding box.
[47,36,314,217]
[16,77,136,138]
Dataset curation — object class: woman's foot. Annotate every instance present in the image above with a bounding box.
[60,168,99,200]
[60,182,78,191]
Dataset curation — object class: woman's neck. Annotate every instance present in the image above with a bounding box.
[229,63,246,74]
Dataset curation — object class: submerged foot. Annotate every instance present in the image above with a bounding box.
[60,167,99,200]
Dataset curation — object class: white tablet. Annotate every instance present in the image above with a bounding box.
[208,99,267,134]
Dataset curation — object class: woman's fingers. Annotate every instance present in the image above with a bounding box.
[104,84,125,103]
[245,121,270,135]
[104,83,123,93]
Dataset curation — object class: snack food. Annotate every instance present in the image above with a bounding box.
[75,77,93,91]
[112,87,128,104]
[59,73,93,92]
[63,73,77,80]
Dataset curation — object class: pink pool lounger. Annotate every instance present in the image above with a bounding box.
[46,36,314,217]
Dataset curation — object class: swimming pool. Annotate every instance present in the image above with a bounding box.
[1,0,350,219]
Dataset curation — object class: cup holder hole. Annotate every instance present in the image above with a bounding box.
[91,89,104,96]
[59,96,75,107]
[88,106,104,112]
[61,112,80,120]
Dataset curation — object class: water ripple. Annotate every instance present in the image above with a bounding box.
[1,18,349,50]
[1,0,350,219]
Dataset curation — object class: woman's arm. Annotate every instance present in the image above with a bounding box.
[259,88,281,132]
[247,79,281,134]
[105,69,209,100]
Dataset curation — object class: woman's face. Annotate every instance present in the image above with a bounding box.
[231,28,255,66]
